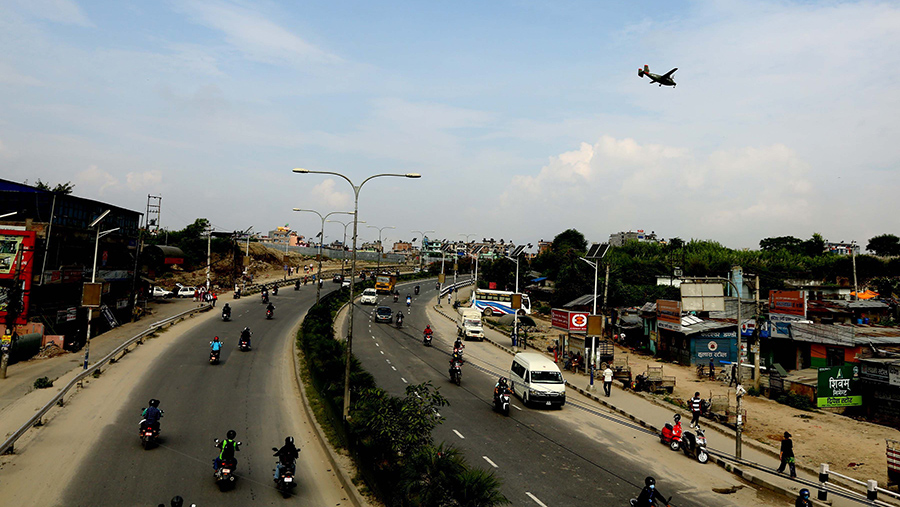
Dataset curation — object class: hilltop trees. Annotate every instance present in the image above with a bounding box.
[867,234,900,257]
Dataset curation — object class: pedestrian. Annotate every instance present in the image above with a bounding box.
[730,362,737,386]
[447,293,452,305]
[777,431,797,477]
[193,289,199,302]
[708,358,716,379]
[602,365,614,397]
[689,391,703,428]
[212,292,217,307]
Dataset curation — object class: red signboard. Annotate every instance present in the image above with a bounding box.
[551,309,589,334]
[0,230,36,326]
[769,290,806,317]
[657,299,682,332]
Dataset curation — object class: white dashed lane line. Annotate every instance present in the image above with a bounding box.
[512,404,522,411]
[401,377,408,383]
[380,351,384,355]
[525,492,548,507]
[482,456,498,468]
[375,342,380,347]
[391,366,397,371]
[452,429,465,439]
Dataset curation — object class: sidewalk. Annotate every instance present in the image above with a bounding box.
[431,302,888,507]
[0,297,201,417]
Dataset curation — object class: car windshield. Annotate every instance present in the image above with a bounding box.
[364,289,376,295]
[531,370,563,383]
[377,308,391,315]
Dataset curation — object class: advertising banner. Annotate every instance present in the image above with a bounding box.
[693,338,733,363]
[817,364,862,408]
[0,230,35,326]
[769,290,806,317]
[657,300,681,332]
[551,309,589,334]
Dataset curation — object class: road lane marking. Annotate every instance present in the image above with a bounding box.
[401,377,408,383]
[512,404,522,411]
[525,492,547,507]
[380,351,384,355]
[391,366,397,371]
[375,342,380,347]
[452,429,465,439]
[482,456,498,468]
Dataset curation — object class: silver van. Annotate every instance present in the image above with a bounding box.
[508,352,565,408]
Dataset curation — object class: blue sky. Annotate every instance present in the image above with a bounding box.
[2,0,898,250]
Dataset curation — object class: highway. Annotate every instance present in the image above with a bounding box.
[348,280,782,507]
[59,283,350,506]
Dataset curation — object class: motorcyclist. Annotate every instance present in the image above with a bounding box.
[272,285,278,296]
[214,429,240,471]
[240,327,252,348]
[423,325,433,341]
[273,436,300,480]
[453,337,465,352]
[141,398,163,432]
[406,295,412,307]
[266,302,275,317]
[222,303,231,319]
[672,414,683,440]
[395,311,404,327]
[210,336,223,353]
[795,489,812,507]
[494,377,511,401]
[414,285,420,295]
[261,288,269,303]
[393,292,399,303]
[295,280,300,290]
[636,476,668,506]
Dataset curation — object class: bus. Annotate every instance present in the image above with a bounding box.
[472,289,531,317]
[374,274,396,294]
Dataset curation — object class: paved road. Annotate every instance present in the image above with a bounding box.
[349,280,777,507]
[60,283,349,506]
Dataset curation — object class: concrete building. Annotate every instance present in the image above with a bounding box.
[608,230,659,247]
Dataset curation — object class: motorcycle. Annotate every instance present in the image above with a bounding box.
[414,286,420,295]
[138,412,162,450]
[452,346,465,363]
[630,496,672,507]
[660,421,682,451]
[680,427,709,463]
[233,290,241,299]
[294,281,300,291]
[262,293,269,304]
[423,332,432,346]
[210,349,221,365]
[266,308,274,320]
[395,316,403,329]
[272,449,298,498]
[494,390,511,416]
[449,362,462,386]
[222,310,231,322]
[631,372,649,392]
[213,442,241,491]
[272,286,278,296]
[393,293,399,303]
[239,338,251,352]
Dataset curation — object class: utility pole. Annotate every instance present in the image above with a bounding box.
[753,275,761,391]
[852,240,859,300]
[206,221,212,290]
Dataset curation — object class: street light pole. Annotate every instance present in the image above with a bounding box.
[293,209,353,303]
[329,219,365,282]
[412,230,434,272]
[367,225,395,274]
[84,210,118,371]
[293,169,420,420]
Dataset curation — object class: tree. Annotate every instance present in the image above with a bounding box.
[551,229,587,254]
[801,233,826,257]
[355,382,448,459]
[867,234,900,257]
[33,179,75,194]
[759,236,802,253]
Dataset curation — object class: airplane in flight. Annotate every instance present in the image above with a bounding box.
[638,65,677,87]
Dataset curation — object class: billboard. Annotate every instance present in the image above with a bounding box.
[551,309,588,334]
[0,230,36,326]
[769,290,807,338]
[657,300,682,332]
[817,364,862,408]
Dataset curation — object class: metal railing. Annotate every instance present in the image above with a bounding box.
[0,303,212,456]
[439,278,474,297]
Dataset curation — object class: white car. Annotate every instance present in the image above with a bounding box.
[150,286,173,298]
[342,280,351,289]
[174,284,197,298]
[360,288,378,305]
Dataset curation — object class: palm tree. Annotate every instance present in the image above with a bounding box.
[452,467,510,507]
[399,443,464,507]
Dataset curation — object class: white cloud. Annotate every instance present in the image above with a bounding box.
[126,170,163,191]
[0,62,43,86]
[311,179,351,209]
[11,0,92,27]
[76,165,118,195]
[179,0,340,65]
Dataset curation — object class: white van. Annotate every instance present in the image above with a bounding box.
[360,288,378,305]
[508,352,566,408]
[456,308,484,341]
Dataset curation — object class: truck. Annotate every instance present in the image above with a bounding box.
[374,273,396,294]
[457,308,485,341]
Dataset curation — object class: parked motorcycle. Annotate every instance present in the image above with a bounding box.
[660,421,682,451]
[631,372,649,392]
[449,362,462,386]
[680,427,709,463]
[210,349,220,365]
[494,390,511,416]
[272,448,297,498]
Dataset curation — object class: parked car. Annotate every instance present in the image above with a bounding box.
[174,284,197,298]
[332,274,343,283]
[374,306,393,323]
[361,288,377,304]
[150,286,173,298]
[342,280,351,288]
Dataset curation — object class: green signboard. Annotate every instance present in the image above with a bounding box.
[817,364,862,408]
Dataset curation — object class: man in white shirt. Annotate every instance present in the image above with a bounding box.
[602,365,614,397]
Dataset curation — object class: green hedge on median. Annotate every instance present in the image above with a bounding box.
[297,276,508,507]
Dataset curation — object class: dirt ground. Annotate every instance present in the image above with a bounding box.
[510,317,900,486]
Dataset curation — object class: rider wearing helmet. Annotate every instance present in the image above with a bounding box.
[170,496,184,507]
[494,377,511,398]
[215,430,240,471]
[636,476,668,506]
[423,325,433,339]
[210,336,223,352]
[672,413,683,440]
[273,436,300,480]
[796,489,812,507]
[395,310,404,325]
[240,327,252,348]
[222,303,231,318]
[406,294,412,306]
[142,399,162,431]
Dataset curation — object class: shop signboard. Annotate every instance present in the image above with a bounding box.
[860,362,890,384]
[551,309,588,334]
[0,230,35,326]
[890,364,900,388]
[817,364,862,408]
[657,300,681,332]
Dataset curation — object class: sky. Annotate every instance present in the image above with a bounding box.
[1,0,898,251]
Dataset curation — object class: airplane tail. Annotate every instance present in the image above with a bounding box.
[638,64,649,77]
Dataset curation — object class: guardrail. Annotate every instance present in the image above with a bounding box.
[439,278,475,298]
[817,463,900,504]
[238,264,407,297]
[0,303,212,456]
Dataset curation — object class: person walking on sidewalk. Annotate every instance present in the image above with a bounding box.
[777,431,797,477]
[729,362,737,387]
[689,392,703,428]
[602,365,614,397]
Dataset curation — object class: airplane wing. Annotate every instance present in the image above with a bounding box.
[662,68,678,78]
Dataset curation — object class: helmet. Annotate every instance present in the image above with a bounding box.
[425,325,431,329]
[498,377,508,387]
[244,327,250,332]
[214,336,220,342]
[673,414,681,423]
[645,476,656,487]
[226,429,236,439]
[800,489,810,498]
[171,496,184,507]
[285,436,294,445]
[149,399,160,408]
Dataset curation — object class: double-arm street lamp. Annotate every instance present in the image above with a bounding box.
[293,209,353,303]
[366,225,395,273]
[328,219,365,281]
[459,233,478,286]
[292,168,420,420]
[84,210,119,370]
[412,230,435,272]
